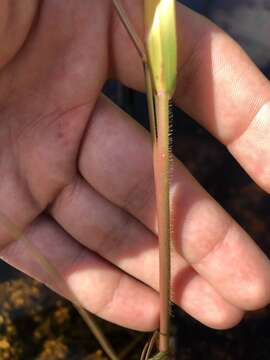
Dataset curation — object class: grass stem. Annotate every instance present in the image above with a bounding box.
[154,93,171,354]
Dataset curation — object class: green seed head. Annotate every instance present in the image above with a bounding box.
[145,0,177,98]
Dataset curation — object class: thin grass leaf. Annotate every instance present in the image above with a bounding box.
[0,212,119,360]
[141,341,150,360]
[144,330,158,359]
[112,0,146,63]
[119,333,145,359]
[145,64,157,144]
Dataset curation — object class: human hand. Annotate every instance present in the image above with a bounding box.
[0,0,270,332]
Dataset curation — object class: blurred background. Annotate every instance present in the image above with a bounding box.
[0,1,270,359]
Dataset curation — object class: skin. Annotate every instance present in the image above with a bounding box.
[0,0,270,332]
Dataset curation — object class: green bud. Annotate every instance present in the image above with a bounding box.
[145,0,177,98]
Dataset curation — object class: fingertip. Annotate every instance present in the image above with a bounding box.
[229,101,270,194]
[203,306,244,331]
[238,273,270,311]
[173,270,244,331]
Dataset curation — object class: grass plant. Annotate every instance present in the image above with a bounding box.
[0,1,178,358]
[113,0,178,358]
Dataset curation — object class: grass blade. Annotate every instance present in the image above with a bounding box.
[145,64,157,144]
[145,330,158,359]
[112,0,146,63]
[0,212,119,360]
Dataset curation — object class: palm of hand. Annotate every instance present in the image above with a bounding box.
[0,0,270,332]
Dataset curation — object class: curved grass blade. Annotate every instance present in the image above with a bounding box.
[0,212,119,360]
[112,0,146,63]
[112,0,157,148]
[140,341,149,360]
[144,330,158,359]
[119,333,145,359]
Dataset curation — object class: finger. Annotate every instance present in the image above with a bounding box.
[110,1,270,192]
[0,216,159,331]
[0,148,40,250]
[79,95,270,311]
[51,176,243,330]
